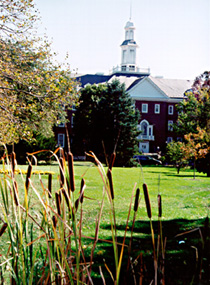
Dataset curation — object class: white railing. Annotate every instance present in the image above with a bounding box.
[111,65,150,74]
[138,135,155,141]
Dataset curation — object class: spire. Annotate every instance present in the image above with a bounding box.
[129,0,132,21]
[120,18,138,72]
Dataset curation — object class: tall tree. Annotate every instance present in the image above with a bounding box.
[73,80,140,166]
[175,71,210,176]
[0,0,78,144]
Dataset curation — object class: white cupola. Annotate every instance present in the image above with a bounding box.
[120,20,138,72]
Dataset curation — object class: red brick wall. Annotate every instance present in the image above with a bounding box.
[136,100,179,153]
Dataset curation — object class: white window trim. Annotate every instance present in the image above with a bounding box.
[154,104,160,114]
[58,134,65,148]
[168,105,174,115]
[142,103,148,113]
[71,116,74,127]
[58,122,65,127]
[168,120,173,131]
[167,137,173,143]
[148,125,153,136]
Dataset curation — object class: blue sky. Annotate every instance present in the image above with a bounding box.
[34,0,210,80]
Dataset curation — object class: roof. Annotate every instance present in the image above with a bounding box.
[75,74,111,87]
[75,73,193,99]
[108,75,143,90]
[149,76,193,98]
[125,21,134,28]
[121,39,137,46]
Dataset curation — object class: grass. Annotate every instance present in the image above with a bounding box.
[3,162,209,229]
[0,158,210,284]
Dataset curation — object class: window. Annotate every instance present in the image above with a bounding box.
[148,126,153,136]
[122,50,126,63]
[154,104,160,114]
[129,65,135,71]
[177,137,182,142]
[139,120,153,139]
[130,49,135,63]
[168,105,174,115]
[126,31,129,40]
[71,115,74,127]
[141,121,148,135]
[142,104,148,113]
[167,137,173,143]
[58,134,65,148]
[168,120,173,131]
[130,30,134,40]
[71,104,76,111]
[58,122,65,127]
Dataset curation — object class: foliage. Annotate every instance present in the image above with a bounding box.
[166,141,188,174]
[73,79,140,166]
[182,128,210,177]
[0,0,78,144]
[175,71,210,176]
[13,135,57,164]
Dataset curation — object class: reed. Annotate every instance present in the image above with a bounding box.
[143,183,157,285]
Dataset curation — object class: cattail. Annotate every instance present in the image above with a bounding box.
[107,169,114,200]
[157,194,162,218]
[11,151,16,174]
[108,152,116,170]
[61,188,70,210]
[13,180,19,206]
[143,183,152,219]
[55,191,62,216]
[52,215,57,229]
[80,178,85,204]
[75,198,79,212]
[134,188,140,212]
[0,223,7,237]
[25,162,32,193]
[59,157,65,187]
[67,152,75,192]
[48,173,52,198]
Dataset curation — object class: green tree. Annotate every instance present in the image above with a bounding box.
[166,141,188,174]
[0,0,78,144]
[175,71,210,176]
[73,79,140,166]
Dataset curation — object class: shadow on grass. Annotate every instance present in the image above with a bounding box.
[89,218,210,284]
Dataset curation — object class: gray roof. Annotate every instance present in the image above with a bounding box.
[149,76,193,98]
[108,75,141,89]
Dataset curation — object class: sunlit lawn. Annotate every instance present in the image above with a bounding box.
[1,162,209,236]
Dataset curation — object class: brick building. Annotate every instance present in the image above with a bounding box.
[54,19,192,154]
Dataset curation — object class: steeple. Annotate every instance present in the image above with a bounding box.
[120,20,138,72]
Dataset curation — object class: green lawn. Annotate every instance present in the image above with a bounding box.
[4,162,209,229]
[0,162,210,284]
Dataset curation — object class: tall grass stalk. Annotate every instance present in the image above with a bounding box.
[143,183,157,285]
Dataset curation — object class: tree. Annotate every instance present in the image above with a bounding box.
[166,141,188,174]
[73,79,140,166]
[175,71,210,176]
[0,0,78,144]
[183,128,210,178]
